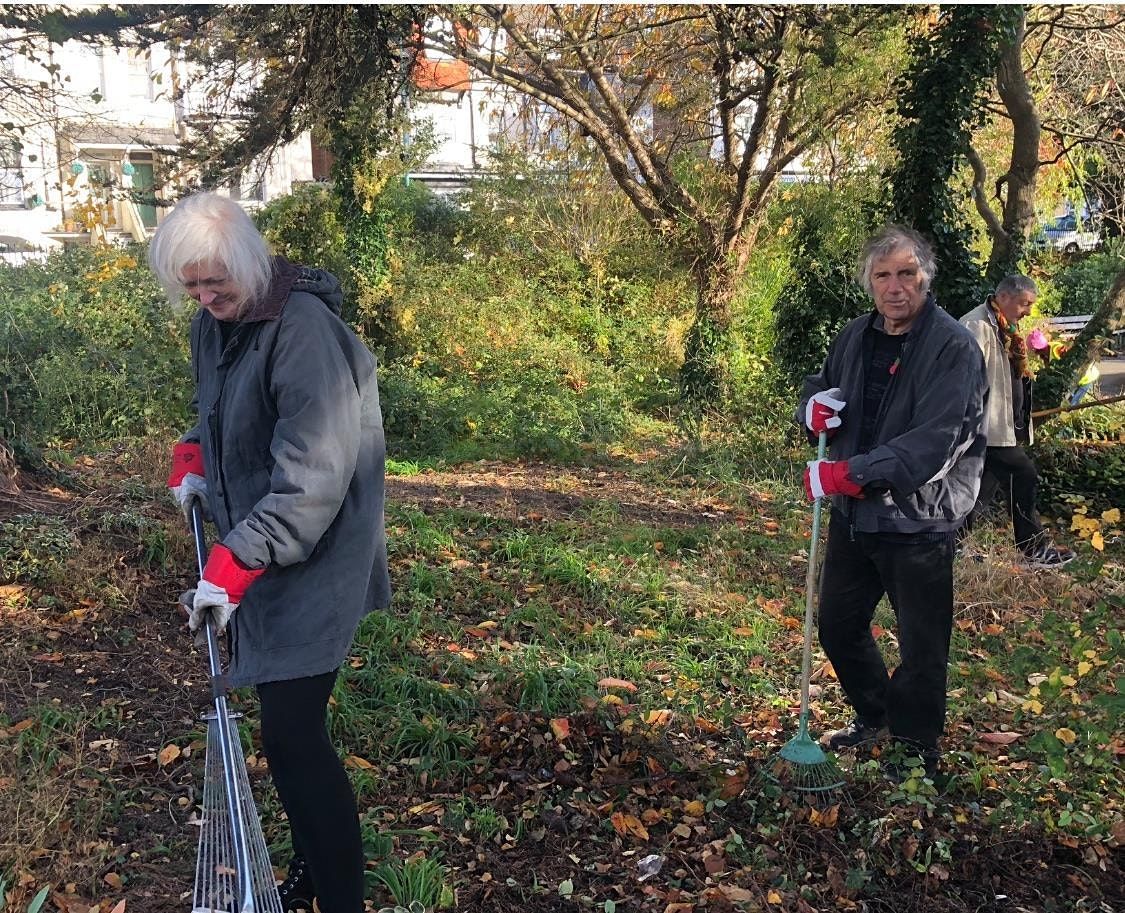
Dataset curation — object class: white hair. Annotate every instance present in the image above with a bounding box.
[148,192,272,314]
[857,224,937,297]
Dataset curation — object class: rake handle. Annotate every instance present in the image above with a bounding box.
[190,498,258,913]
[799,432,828,726]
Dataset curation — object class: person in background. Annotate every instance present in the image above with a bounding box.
[153,192,391,913]
[797,224,987,780]
[958,275,1075,568]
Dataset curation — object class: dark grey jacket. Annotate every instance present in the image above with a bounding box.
[798,297,988,534]
[185,259,391,687]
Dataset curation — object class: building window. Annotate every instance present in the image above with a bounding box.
[0,141,25,207]
[127,48,153,102]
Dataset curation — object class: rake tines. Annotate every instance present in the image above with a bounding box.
[189,499,283,913]
[192,708,283,913]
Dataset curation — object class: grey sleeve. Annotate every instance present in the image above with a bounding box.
[223,310,362,568]
[847,338,986,494]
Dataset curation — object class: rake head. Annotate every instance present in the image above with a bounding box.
[193,709,284,913]
[765,714,846,798]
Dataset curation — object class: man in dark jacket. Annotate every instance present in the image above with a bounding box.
[797,224,987,779]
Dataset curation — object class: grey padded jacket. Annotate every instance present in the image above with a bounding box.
[185,258,391,687]
[798,297,988,534]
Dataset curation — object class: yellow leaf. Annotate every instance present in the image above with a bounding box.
[683,799,705,817]
[157,744,181,767]
[809,804,840,827]
[1100,508,1120,524]
[1055,727,1077,745]
[1022,699,1044,714]
[1060,675,1077,687]
[549,718,571,741]
[1091,531,1104,551]
[1077,661,1092,676]
[344,754,374,770]
[767,890,782,904]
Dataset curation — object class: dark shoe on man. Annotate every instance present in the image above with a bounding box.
[1023,542,1075,569]
[277,856,315,912]
[824,718,889,750]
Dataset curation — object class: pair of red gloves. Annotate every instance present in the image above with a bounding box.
[803,389,864,501]
[167,442,263,639]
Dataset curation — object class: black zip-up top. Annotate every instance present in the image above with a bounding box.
[798,295,988,534]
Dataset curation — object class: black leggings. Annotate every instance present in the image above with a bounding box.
[257,670,364,913]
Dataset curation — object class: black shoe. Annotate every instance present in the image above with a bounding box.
[824,718,889,750]
[277,856,315,912]
[1023,542,1075,569]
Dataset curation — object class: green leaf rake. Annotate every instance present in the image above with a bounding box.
[768,431,846,797]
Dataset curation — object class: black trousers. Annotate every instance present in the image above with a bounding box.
[963,445,1044,552]
[257,670,364,913]
[817,514,954,751]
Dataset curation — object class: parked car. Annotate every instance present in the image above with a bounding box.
[1030,213,1101,254]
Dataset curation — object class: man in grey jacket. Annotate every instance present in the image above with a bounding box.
[797,224,987,780]
[958,276,1074,568]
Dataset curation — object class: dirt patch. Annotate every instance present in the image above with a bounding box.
[387,461,764,528]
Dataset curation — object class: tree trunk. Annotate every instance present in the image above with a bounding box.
[680,255,737,409]
[0,436,18,494]
[1034,267,1125,414]
[986,8,1040,282]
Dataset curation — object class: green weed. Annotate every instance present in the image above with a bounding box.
[369,855,452,910]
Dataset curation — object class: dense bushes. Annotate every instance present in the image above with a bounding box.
[0,246,191,445]
[256,169,692,460]
[770,180,879,385]
[1035,405,1125,514]
[1034,241,1124,318]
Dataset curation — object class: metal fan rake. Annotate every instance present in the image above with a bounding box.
[189,498,283,913]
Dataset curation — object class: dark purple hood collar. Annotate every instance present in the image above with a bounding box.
[238,257,344,322]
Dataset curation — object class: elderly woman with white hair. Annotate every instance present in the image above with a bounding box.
[151,192,390,912]
[795,224,987,782]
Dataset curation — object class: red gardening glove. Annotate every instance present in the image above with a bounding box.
[167,441,204,486]
[167,442,209,520]
[804,388,846,436]
[202,544,265,605]
[804,459,865,501]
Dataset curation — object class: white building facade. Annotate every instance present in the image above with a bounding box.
[0,32,316,253]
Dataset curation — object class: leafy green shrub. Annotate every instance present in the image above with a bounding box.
[255,182,350,285]
[372,170,688,459]
[1034,241,1124,317]
[770,181,878,384]
[1035,405,1125,513]
[0,245,190,445]
[0,513,76,586]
